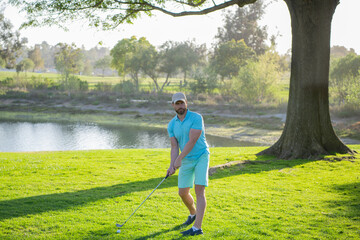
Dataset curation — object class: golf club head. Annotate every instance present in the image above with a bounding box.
[116,223,124,228]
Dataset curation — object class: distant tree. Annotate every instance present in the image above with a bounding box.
[330,53,360,104]
[0,12,28,69]
[210,39,255,81]
[343,76,360,108]
[331,53,360,81]
[232,49,280,104]
[94,55,112,77]
[55,43,83,76]
[82,59,93,76]
[216,0,268,55]
[85,46,110,66]
[111,36,136,83]
[16,58,35,76]
[330,45,356,59]
[28,45,44,72]
[54,43,84,93]
[158,41,179,90]
[137,40,161,91]
[190,67,219,95]
[111,36,160,92]
[173,41,206,86]
[39,41,55,69]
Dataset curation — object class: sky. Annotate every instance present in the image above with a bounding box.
[3,0,360,55]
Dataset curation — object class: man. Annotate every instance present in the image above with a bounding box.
[167,92,210,236]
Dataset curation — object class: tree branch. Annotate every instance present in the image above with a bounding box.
[141,0,257,17]
[58,0,105,11]
[11,0,258,29]
[173,0,207,7]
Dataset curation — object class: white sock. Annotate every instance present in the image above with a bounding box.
[192,226,199,231]
[189,214,195,218]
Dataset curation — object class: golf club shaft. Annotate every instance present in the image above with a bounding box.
[119,174,169,227]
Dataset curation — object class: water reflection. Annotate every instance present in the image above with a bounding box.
[0,121,260,152]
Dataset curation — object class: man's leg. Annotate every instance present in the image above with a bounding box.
[178,187,196,215]
[193,185,206,229]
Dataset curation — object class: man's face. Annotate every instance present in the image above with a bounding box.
[172,100,187,115]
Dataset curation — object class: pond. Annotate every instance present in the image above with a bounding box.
[0,121,261,152]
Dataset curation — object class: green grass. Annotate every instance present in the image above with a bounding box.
[0,72,61,81]
[1,146,360,239]
[0,71,186,91]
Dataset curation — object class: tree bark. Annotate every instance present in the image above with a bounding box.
[160,73,171,92]
[258,0,353,159]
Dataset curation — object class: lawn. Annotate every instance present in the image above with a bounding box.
[0,71,186,92]
[1,146,359,239]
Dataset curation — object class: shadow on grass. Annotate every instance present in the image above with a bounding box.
[0,175,178,221]
[0,155,313,221]
[208,155,314,180]
[327,182,360,218]
[133,224,184,240]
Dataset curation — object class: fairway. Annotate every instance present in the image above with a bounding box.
[0,146,359,239]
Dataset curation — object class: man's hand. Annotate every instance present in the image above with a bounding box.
[167,166,176,176]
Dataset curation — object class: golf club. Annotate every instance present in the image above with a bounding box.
[116,173,169,229]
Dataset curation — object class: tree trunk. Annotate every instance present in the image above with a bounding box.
[130,72,139,92]
[183,71,187,87]
[258,0,353,159]
[147,72,160,92]
[160,73,171,92]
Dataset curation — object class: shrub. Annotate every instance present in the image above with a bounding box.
[60,76,88,92]
[94,82,112,92]
[330,53,360,106]
[0,77,14,86]
[231,50,280,104]
[113,80,136,95]
[344,76,360,109]
[190,68,219,95]
[26,76,59,90]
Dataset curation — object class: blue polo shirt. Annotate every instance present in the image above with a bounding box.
[167,110,209,160]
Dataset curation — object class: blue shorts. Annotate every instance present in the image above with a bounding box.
[178,153,210,188]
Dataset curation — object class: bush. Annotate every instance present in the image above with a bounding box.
[190,68,219,95]
[27,76,59,90]
[189,70,207,95]
[0,77,14,86]
[231,50,280,104]
[94,82,112,92]
[113,80,136,95]
[330,53,360,106]
[60,76,88,92]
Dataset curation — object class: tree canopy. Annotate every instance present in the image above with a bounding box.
[211,39,255,80]
[0,12,27,68]
[28,45,44,71]
[54,43,83,77]
[110,36,156,91]
[216,0,268,55]
[8,0,257,29]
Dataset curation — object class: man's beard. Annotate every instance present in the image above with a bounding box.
[176,108,187,115]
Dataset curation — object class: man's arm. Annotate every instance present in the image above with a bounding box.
[167,137,179,176]
[174,129,202,169]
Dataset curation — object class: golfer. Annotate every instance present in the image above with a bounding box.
[167,92,210,236]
